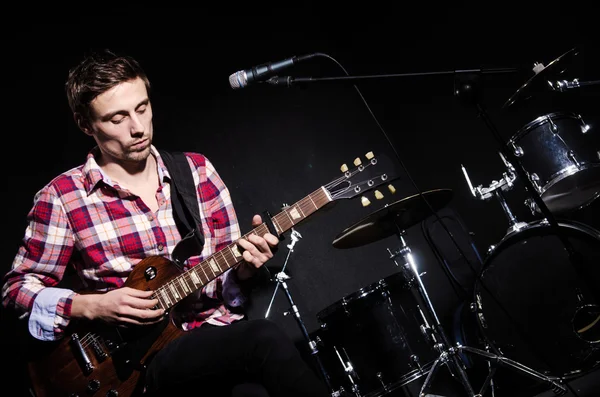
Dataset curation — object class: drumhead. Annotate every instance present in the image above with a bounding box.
[474,220,600,378]
[316,272,409,322]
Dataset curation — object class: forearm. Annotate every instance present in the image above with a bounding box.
[70,293,101,320]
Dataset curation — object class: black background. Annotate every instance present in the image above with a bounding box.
[1,4,599,396]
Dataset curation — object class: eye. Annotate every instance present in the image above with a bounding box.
[111,118,125,125]
[137,105,147,114]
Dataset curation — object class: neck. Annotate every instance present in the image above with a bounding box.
[99,152,156,187]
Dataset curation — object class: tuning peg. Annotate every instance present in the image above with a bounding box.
[374,190,383,199]
[354,157,361,166]
[388,184,396,194]
[361,196,371,207]
[365,151,374,160]
[340,164,348,173]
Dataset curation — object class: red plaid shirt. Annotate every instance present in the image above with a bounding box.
[1,145,246,341]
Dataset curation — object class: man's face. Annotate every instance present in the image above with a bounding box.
[82,77,153,163]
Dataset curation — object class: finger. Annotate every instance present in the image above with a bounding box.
[122,287,155,298]
[247,234,270,252]
[264,233,280,247]
[252,214,263,227]
[127,296,161,310]
[120,307,165,322]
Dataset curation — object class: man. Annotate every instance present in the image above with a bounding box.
[1,49,330,397]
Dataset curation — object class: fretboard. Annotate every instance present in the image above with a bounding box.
[153,186,332,310]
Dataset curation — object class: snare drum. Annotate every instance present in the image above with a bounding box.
[316,273,437,396]
[508,112,600,213]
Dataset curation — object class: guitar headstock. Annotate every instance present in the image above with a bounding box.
[324,151,399,204]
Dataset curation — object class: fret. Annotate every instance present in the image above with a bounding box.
[307,194,318,210]
[159,288,171,307]
[168,282,181,301]
[320,186,333,201]
[155,293,166,310]
[217,249,231,270]
[271,217,282,234]
[282,207,295,225]
[229,244,243,261]
[179,277,192,294]
[198,264,209,281]
[288,205,304,220]
[190,269,202,287]
[208,257,221,274]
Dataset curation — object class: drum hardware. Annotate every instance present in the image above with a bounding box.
[389,227,569,397]
[502,47,579,109]
[506,111,599,214]
[330,191,569,396]
[454,50,600,394]
[326,190,456,396]
[461,152,529,237]
[459,49,600,316]
[548,78,600,92]
[332,345,361,396]
[264,227,351,397]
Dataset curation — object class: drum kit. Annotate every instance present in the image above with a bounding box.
[267,47,600,397]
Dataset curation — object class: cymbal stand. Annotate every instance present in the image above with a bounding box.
[264,228,348,397]
[386,222,568,397]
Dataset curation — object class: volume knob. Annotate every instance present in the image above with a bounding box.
[106,390,119,397]
[87,379,101,393]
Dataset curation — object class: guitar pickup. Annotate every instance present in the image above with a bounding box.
[70,333,94,376]
[90,336,108,362]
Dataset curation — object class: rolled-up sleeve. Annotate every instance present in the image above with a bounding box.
[1,186,75,340]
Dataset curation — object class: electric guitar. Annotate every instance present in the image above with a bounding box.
[27,151,398,397]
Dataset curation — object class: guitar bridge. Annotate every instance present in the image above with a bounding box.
[70,333,94,375]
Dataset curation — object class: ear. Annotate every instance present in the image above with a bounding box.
[74,113,93,136]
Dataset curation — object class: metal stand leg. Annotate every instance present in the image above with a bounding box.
[388,231,568,397]
[265,229,350,397]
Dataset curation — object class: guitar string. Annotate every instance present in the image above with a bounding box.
[75,166,359,350]
[151,189,331,311]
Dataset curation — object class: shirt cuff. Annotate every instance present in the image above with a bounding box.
[29,287,75,341]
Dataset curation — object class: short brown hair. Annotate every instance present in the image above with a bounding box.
[65,49,151,123]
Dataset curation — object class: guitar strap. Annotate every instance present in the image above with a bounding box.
[158,149,205,269]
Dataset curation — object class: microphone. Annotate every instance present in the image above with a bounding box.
[228,54,317,89]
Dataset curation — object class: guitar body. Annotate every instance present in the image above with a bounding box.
[28,256,187,397]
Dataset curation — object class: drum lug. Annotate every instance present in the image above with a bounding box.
[376,372,388,391]
[568,150,581,169]
[528,173,542,193]
[511,143,524,157]
[410,354,423,371]
[524,198,537,216]
[547,116,559,133]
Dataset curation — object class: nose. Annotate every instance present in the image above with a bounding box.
[130,113,145,136]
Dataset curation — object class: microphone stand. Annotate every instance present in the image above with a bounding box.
[266,67,517,87]
[264,228,346,397]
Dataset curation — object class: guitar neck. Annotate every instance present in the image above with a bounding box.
[153,186,332,310]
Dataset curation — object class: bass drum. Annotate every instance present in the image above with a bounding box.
[474,220,600,379]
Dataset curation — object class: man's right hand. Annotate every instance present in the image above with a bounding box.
[71,287,165,326]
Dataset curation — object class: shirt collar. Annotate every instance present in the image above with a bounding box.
[82,144,171,195]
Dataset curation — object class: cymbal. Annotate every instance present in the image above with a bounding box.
[503,47,579,109]
[332,188,453,249]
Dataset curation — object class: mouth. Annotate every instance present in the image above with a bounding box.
[130,139,148,150]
